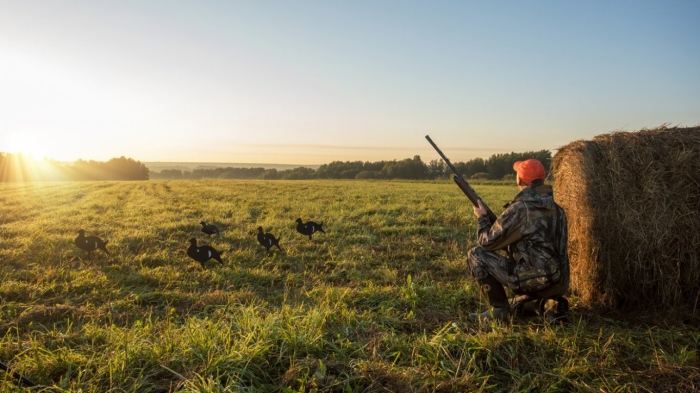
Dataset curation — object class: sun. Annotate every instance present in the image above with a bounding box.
[1,132,71,181]
[4,132,53,160]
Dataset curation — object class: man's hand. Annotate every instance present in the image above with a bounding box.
[473,199,488,218]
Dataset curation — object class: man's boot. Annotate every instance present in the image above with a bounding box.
[469,275,510,322]
[542,296,569,324]
[513,295,569,324]
[511,295,540,317]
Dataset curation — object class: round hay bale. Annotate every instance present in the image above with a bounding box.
[552,125,700,313]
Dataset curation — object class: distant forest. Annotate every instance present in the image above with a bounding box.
[0,150,552,182]
[0,154,149,182]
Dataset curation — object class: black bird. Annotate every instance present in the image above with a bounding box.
[295,218,325,240]
[75,229,109,258]
[200,221,220,237]
[187,238,224,269]
[256,226,282,252]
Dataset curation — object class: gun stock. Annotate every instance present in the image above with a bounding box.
[425,135,498,223]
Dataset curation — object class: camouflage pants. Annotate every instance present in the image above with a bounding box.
[467,247,514,289]
[467,247,567,297]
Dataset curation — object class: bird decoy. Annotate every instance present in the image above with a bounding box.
[200,221,220,237]
[295,218,325,240]
[74,229,109,259]
[256,226,282,252]
[187,238,224,269]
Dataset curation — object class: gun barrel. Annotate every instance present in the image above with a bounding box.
[424,135,462,180]
[425,135,498,223]
[0,361,37,387]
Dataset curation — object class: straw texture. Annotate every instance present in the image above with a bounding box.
[552,125,700,312]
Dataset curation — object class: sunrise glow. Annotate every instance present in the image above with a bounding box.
[1,2,698,166]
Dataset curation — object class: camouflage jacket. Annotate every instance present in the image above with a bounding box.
[476,182,570,293]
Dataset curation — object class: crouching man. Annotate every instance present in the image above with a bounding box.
[468,158,570,323]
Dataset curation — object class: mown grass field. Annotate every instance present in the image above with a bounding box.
[1,180,698,392]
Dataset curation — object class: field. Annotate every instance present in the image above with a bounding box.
[1,180,698,392]
[143,162,319,173]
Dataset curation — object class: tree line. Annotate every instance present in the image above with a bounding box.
[151,150,552,180]
[0,153,149,182]
[1,150,551,182]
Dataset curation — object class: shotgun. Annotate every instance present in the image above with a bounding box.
[425,135,498,223]
[0,360,37,387]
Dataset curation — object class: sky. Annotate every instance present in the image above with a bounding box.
[1,1,699,166]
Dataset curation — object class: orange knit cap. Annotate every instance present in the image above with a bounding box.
[513,159,545,185]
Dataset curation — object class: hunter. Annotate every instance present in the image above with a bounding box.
[468,158,570,322]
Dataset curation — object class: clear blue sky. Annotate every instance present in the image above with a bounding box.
[1,1,698,165]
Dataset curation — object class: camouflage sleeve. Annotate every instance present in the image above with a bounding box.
[476,202,524,251]
[556,205,570,277]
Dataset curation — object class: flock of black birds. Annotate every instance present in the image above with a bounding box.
[73,218,326,269]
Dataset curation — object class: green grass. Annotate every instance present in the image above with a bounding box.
[0,180,698,392]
